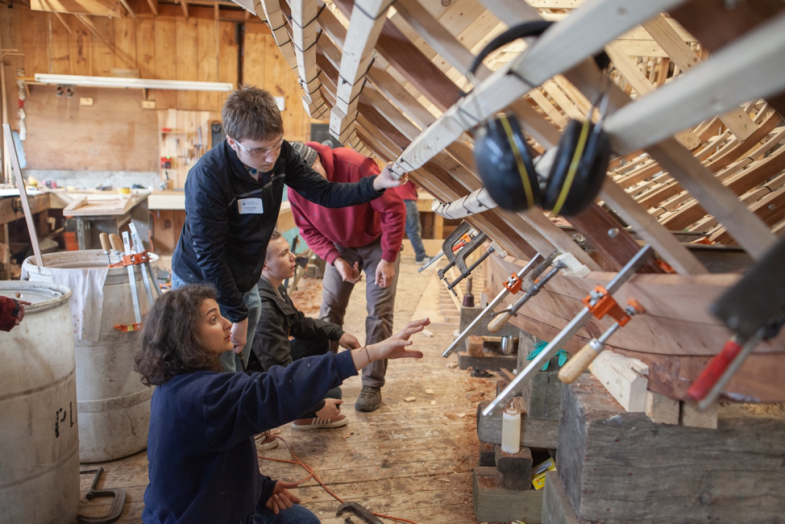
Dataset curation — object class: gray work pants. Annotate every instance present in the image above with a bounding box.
[319,239,400,388]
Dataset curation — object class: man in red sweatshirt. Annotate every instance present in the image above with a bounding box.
[288,142,405,412]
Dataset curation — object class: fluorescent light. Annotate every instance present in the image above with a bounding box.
[34,74,233,92]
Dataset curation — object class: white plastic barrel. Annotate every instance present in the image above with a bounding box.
[0,281,79,524]
[23,250,158,462]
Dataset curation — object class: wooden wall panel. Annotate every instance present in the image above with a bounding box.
[196,18,220,111]
[69,25,92,76]
[49,16,71,75]
[0,5,308,175]
[113,17,137,70]
[90,17,115,77]
[23,86,158,171]
[136,18,156,79]
[175,18,199,110]
[153,18,177,108]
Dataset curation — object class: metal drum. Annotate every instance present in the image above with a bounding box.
[0,282,79,524]
[23,250,158,462]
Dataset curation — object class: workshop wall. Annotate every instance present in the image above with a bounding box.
[0,5,315,175]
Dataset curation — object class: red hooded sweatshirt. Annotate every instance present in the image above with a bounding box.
[287,143,405,264]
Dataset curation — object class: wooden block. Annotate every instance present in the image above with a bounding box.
[466,335,484,358]
[542,470,581,524]
[524,370,562,421]
[477,401,559,450]
[473,466,543,523]
[478,441,495,467]
[588,350,648,412]
[681,400,718,429]
[558,374,785,523]
[645,390,680,425]
[457,352,516,372]
[494,444,533,491]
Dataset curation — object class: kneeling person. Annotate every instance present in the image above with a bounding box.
[252,231,362,430]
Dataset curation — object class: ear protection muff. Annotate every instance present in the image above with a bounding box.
[540,118,611,216]
[468,21,611,216]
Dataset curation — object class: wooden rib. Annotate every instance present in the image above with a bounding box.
[180,0,188,18]
[564,57,777,258]
[255,0,298,71]
[316,9,436,128]
[603,12,785,154]
[329,0,392,138]
[642,14,756,140]
[387,0,688,178]
[604,41,701,150]
[709,186,785,244]
[290,0,325,116]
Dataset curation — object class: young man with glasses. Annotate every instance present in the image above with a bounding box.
[171,87,405,372]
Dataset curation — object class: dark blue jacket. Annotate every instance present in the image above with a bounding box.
[172,140,384,322]
[141,350,358,524]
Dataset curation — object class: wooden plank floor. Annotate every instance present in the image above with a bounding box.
[76,240,498,524]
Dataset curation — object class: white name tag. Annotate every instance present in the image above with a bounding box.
[238,198,264,214]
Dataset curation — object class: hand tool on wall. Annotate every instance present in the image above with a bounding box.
[76,467,126,524]
[442,253,544,358]
[487,252,563,333]
[688,235,785,410]
[99,233,113,265]
[109,233,124,258]
[335,501,383,524]
[558,300,645,384]
[444,231,489,295]
[483,245,653,416]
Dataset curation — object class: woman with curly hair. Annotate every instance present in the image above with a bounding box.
[135,284,428,524]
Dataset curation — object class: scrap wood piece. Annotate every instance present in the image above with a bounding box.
[588,350,649,413]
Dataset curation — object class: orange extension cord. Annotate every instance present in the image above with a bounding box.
[258,435,419,524]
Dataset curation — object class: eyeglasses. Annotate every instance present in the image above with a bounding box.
[230,137,283,159]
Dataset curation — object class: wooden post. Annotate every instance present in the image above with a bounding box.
[3,124,43,267]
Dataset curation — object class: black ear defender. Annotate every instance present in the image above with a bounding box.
[467,21,611,216]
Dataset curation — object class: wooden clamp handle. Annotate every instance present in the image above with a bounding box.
[99,233,111,252]
[686,338,742,401]
[558,342,602,384]
[488,311,512,333]
[109,234,124,252]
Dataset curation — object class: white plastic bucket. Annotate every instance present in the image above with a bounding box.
[0,282,79,524]
[23,250,158,462]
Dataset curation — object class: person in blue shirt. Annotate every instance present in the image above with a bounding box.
[134,284,428,524]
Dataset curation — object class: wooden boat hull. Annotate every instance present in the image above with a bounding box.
[487,255,785,403]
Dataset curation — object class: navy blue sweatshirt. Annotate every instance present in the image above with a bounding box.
[172,140,384,322]
[141,350,358,524]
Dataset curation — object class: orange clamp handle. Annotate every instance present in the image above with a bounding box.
[503,273,524,295]
[686,337,742,401]
[582,286,631,326]
[109,251,151,268]
[114,323,143,332]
